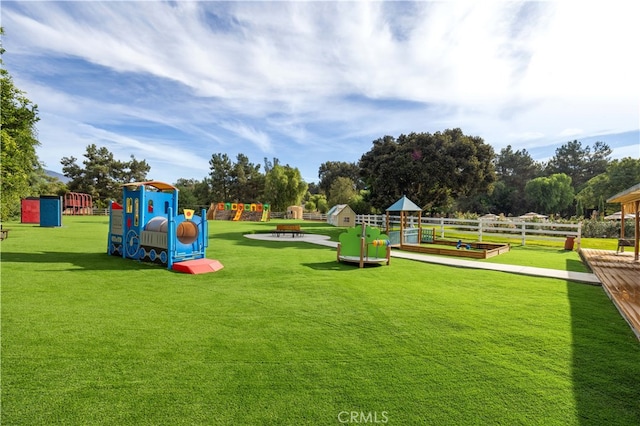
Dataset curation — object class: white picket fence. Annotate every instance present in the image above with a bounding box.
[354,214,581,247]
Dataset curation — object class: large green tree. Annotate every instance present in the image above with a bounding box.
[305,193,328,213]
[318,161,363,198]
[545,140,611,192]
[327,176,357,207]
[231,153,264,202]
[174,178,213,212]
[61,144,150,207]
[359,129,495,213]
[264,164,308,212]
[208,153,234,202]
[490,145,542,215]
[1,28,42,220]
[524,173,575,214]
[576,157,640,215]
[209,153,265,203]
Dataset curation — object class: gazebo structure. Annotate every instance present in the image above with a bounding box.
[607,183,640,261]
[385,196,422,246]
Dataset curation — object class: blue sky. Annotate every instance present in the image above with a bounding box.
[2,1,639,184]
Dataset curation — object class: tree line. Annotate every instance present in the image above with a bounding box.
[313,132,639,218]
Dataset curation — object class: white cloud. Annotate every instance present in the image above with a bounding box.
[2,1,638,184]
[219,121,273,153]
[558,128,584,138]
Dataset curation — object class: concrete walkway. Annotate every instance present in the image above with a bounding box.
[244,233,600,284]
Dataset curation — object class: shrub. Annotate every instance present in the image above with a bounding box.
[582,218,634,238]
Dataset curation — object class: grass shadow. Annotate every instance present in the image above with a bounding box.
[566,259,640,425]
[301,261,350,271]
[1,250,160,272]
[301,260,388,271]
[566,257,589,273]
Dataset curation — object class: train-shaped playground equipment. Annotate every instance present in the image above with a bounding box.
[107,181,222,274]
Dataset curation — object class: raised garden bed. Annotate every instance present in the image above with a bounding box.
[400,239,510,259]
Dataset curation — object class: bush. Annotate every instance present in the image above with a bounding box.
[582,218,634,238]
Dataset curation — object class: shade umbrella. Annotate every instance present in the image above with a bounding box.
[518,212,548,220]
[604,211,635,220]
[479,214,498,220]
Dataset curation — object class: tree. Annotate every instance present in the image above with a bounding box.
[208,153,233,201]
[174,178,199,211]
[209,153,265,203]
[348,192,373,215]
[327,176,357,206]
[490,145,542,215]
[316,196,329,214]
[61,144,150,207]
[524,173,574,214]
[605,157,640,196]
[193,178,213,207]
[359,129,495,213]
[545,140,611,192]
[118,155,151,183]
[576,157,640,214]
[264,164,308,212]
[306,194,328,213]
[318,161,362,198]
[231,153,264,202]
[174,178,214,212]
[263,157,280,174]
[1,27,42,220]
[306,182,320,195]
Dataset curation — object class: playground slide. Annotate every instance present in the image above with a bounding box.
[233,208,243,221]
[261,210,269,222]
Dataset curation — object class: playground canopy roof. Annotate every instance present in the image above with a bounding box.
[607,182,640,261]
[122,181,178,192]
[607,182,640,214]
[386,196,421,212]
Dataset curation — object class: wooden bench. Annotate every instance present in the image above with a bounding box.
[617,238,634,254]
[272,224,304,237]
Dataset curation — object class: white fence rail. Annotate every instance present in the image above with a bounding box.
[353,214,581,246]
[89,207,579,246]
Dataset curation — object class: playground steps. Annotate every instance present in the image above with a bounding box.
[172,258,224,274]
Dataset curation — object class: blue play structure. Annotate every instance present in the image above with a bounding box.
[107,181,221,273]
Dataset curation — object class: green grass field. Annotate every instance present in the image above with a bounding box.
[2,217,639,425]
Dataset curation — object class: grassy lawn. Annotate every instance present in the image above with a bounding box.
[2,217,639,425]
